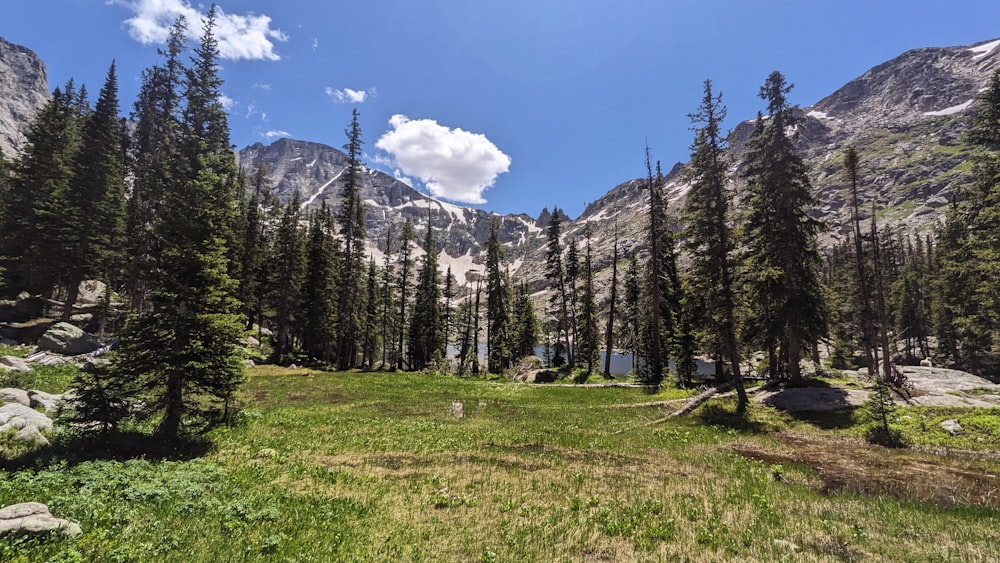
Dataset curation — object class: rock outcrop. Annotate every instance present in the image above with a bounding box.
[0,503,81,537]
[0,37,49,157]
[36,322,102,355]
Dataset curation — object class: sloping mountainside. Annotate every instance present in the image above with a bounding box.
[237,138,543,283]
[0,37,49,157]
[539,37,1000,293]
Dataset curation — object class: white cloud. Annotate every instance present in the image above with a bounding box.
[110,0,287,61]
[375,114,511,204]
[312,38,319,50]
[325,87,376,104]
[262,129,291,140]
[218,93,236,112]
[393,169,414,188]
[251,83,271,92]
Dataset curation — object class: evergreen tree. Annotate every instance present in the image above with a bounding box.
[512,281,539,359]
[409,219,443,370]
[844,146,878,375]
[565,238,580,368]
[485,217,510,373]
[622,252,641,373]
[302,202,339,363]
[682,80,748,405]
[396,219,416,369]
[638,147,667,386]
[336,109,367,369]
[544,208,571,366]
[1,83,85,294]
[270,194,307,363]
[603,232,620,379]
[380,227,396,369]
[124,18,187,312]
[577,230,599,376]
[56,61,127,321]
[442,266,456,359]
[739,71,826,383]
[362,257,381,370]
[238,163,271,329]
[933,68,1000,373]
[110,10,245,438]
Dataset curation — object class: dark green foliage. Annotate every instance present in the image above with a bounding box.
[362,258,381,370]
[270,194,307,363]
[544,208,571,366]
[512,281,539,360]
[61,363,131,434]
[1,82,86,294]
[622,252,641,373]
[577,231,599,376]
[932,69,1000,374]
[396,219,416,369]
[682,80,747,402]
[238,164,273,330]
[409,221,442,370]
[336,109,367,369]
[862,376,906,447]
[739,71,826,383]
[108,11,245,438]
[302,202,339,364]
[485,217,510,373]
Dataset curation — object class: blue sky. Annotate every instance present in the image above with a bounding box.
[5,1,1000,219]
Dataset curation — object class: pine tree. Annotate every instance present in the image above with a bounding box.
[739,71,826,383]
[603,232,619,379]
[565,238,580,368]
[622,252,641,373]
[512,281,539,359]
[409,218,443,370]
[125,18,187,312]
[55,61,127,321]
[1,83,85,294]
[682,80,748,405]
[380,227,396,369]
[544,208,571,367]
[577,229,599,376]
[110,10,245,438]
[485,217,510,373]
[639,147,667,386]
[396,219,416,369]
[442,266,456,359]
[336,109,367,369]
[844,146,878,375]
[362,257,381,370]
[270,194,307,363]
[302,202,339,363]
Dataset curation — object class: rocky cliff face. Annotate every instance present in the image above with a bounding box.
[0,37,49,158]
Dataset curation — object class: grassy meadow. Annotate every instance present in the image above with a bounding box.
[0,366,998,562]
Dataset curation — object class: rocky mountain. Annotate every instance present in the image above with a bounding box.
[238,138,544,284]
[0,37,49,158]
[237,37,1000,296]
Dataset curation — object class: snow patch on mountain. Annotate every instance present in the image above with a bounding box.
[924,99,974,116]
[807,110,832,120]
[969,39,1000,60]
[300,170,344,208]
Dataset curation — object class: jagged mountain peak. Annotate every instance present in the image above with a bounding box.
[0,36,49,157]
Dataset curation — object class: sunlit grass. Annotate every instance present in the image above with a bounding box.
[0,368,997,561]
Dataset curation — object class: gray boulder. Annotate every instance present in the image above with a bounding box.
[0,356,31,373]
[940,419,962,436]
[14,425,49,447]
[76,280,106,305]
[28,390,64,413]
[0,503,81,537]
[36,322,102,355]
[0,402,53,432]
[0,388,31,407]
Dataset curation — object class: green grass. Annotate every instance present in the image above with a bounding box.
[0,368,997,561]
[0,343,30,358]
[0,363,79,393]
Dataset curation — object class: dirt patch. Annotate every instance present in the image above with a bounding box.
[732,432,1000,509]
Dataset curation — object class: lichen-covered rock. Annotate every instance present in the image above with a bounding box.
[27,390,65,413]
[0,503,81,537]
[36,322,102,356]
[940,419,962,436]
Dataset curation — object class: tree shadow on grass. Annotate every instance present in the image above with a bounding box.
[697,403,770,434]
[760,379,864,430]
[1,430,213,471]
